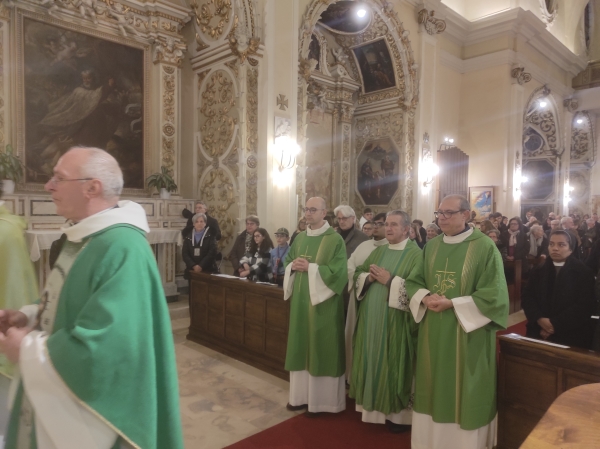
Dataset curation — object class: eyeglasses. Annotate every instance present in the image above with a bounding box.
[434,209,465,219]
[303,207,324,214]
[48,177,93,186]
[373,222,385,227]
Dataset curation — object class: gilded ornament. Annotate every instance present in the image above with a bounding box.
[511,67,532,85]
[246,155,257,169]
[191,0,232,40]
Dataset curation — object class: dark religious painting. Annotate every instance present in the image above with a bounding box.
[352,39,396,94]
[23,18,145,188]
[357,138,399,205]
[308,34,321,71]
[522,159,555,201]
[318,1,370,34]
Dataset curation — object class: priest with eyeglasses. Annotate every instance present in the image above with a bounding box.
[406,194,509,449]
[283,197,348,415]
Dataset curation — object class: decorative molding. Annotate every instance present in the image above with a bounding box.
[245,65,258,216]
[539,0,558,26]
[277,94,288,111]
[563,98,579,113]
[191,0,232,40]
[161,65,176,172]
[417,8,446,35]
[340,124,351,204]
[571,111,596,167]
[153,35,187,67]
[511,66,531,85]
[227,13,260,65]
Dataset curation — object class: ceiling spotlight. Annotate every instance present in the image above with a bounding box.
[576,118,583,124]
[357,8,367,18]
[444,137,454,144]
[539,100,547,108]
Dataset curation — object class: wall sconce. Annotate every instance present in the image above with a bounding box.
[274,135,300,171]
[422,160,439,187]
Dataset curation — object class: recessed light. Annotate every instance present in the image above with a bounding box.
[539,101,547,108]
[357,9,367,18]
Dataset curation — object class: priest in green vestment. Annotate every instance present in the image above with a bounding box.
[350,210,421,432]
[0,147,183,449]
[283,196,348,414]
[406,195,508,449]
[0,192,39,438]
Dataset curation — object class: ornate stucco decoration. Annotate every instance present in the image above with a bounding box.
[539,0,558,26]
[161,65,176,171]
[511,67,532,85]
[227,14,260,65]
[199,71,237,160]
[522,85,561,158]
[417,9,446,35]
[191,0,231,39]
[571,112,596,167]
[198,168,238,249]
[245,66,259,215]
[563,98,579,113]
[153,36,187,67]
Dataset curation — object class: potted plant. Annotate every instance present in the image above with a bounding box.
[146,166,177,199]
[0,144,24,195]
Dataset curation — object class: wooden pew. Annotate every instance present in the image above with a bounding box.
[187,272,290,380]
[503,259,522,313]
[497,335,600,449]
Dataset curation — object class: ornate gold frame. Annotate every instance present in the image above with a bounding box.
[14,8,152,196]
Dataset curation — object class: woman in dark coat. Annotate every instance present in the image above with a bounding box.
[182,212,218,279]
[522,230,596,349]
[239,227,274,282]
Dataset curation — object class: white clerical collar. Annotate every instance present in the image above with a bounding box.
[443,227,473,244]
[62,200,150,242]
[373,238,388,247]
[388,238,408,250]
[553,261,565,266]
[307,221,330,236]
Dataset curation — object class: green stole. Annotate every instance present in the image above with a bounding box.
[284,227,348,376]
[406,230,508,430]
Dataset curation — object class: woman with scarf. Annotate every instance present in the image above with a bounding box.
[527,224,549,261]
[502,216,529,281]
[182,212,218,279]
[239,227,274,282]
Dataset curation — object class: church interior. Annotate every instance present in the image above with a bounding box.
[1,0,600,447]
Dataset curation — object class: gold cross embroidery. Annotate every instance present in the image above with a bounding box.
[433,258,456,295]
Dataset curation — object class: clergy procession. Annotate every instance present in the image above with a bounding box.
[0,145,511,449]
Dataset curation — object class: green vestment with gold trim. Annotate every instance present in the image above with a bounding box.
[406,230,508,430]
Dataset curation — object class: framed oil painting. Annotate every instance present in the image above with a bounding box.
[352,39,396,94]
[356,138,399,206]
[18,13,148,190]
[469,186,494,220]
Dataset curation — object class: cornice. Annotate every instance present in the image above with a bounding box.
[430,5,586,77]
[128,0,192,22]
[439,48,574,98]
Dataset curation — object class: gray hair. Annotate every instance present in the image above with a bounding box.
[487,229,501,238]
[334,205,356,218]
[440,194,470,211]
[386,209,411,227]
[195,200,207,208]
[192,213,207,224]
[530,224,543,233]
[426,223,440,231]
[76,147,124,199]
[246,215,260,225]
[560,216,572,225]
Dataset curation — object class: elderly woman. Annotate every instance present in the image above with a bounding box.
[182,212,218,279]
[502,216,528,262]
[425,223,441,241]
[522,230,596,349]
[487,229,507,261]
[239,227,274,282]
[527,224,548,260]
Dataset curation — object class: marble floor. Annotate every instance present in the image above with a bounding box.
[169,298,527,449]
[169,301,302,449]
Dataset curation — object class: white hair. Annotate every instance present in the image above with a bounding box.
[76,147,124,199]
[560,216,572,224]
[334,205,356,218]
[386,209,411,227]
[192,213,207,224]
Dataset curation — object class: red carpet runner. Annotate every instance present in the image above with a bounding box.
[226,321,527,449]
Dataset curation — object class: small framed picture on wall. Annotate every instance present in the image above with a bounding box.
[469,186,494,220]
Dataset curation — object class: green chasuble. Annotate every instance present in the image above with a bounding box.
[6,223,183,449]
[0,204,38,377]
[284,226,347,377]
[406,229,508,431]
[349,240,421,415]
